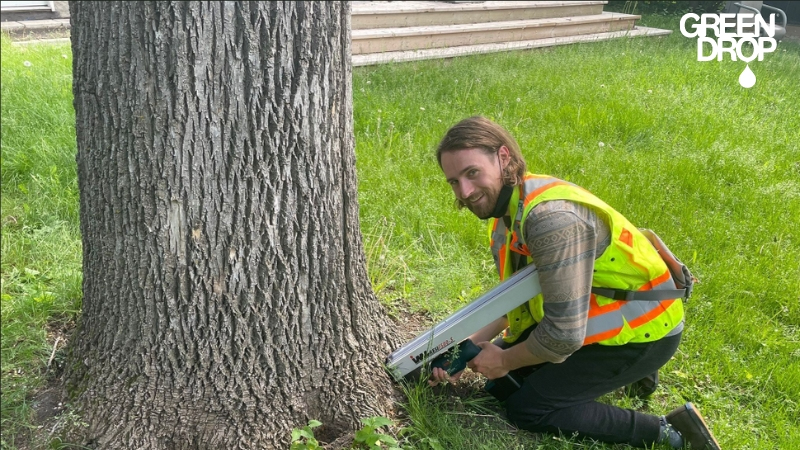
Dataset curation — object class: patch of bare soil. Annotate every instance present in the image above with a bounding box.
[13,320,73,450]
[386,307,433,342]
[321,430,357,450]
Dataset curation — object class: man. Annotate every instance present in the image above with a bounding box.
[429,116,720,449]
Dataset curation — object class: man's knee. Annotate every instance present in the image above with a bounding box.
[505,395,551,431]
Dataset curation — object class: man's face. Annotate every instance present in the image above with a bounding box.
[440,148,505,220]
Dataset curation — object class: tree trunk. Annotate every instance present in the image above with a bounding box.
[67,2,397,448]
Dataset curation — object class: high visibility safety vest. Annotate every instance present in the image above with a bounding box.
[489,174,685,346]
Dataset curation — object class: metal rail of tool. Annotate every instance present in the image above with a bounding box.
[385,264,541,381]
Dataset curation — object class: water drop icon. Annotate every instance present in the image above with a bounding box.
[739,65,756,88]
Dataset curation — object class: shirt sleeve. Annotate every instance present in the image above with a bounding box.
[521,200,603,363]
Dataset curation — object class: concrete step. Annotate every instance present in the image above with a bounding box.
[352,12,639,55]
[352,1,607,29]
[1,18,70,40]
[352,26,671,66]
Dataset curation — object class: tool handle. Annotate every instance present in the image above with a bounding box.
[429,339,525,401]
[430,339,481,376]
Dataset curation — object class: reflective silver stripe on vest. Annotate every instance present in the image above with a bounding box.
[585,307,624,338]
[585,275,679,338]
[491,223,505,253]
[618,275,678,324]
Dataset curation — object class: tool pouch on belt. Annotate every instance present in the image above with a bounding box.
[639,228,696,301]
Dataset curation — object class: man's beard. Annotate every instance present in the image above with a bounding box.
[465,189,499,220]
[465,184,514,220]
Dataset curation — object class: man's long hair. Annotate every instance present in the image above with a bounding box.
[436,116,527,189]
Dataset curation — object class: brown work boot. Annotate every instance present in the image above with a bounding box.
[666,402,721,449]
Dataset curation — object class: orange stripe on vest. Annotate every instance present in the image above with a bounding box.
[584,326,624,345]
[524,181,571,205]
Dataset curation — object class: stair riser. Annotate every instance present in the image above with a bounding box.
[353,4,604,29]
[352,27,672,67]
[353,20,635,55]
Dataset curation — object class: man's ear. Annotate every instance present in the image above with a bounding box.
[498,146,511,169]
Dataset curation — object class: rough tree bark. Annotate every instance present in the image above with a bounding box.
[66,2,397,448]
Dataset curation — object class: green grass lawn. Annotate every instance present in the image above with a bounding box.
[2,13,799,449]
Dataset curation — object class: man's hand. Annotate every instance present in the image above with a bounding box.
[467,341,510,380]
[428,317,510,387]
[428,367,464,387]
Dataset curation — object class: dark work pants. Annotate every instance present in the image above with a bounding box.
[499,331,682,448]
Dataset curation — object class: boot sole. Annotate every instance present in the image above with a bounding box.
[679,402,721,450]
